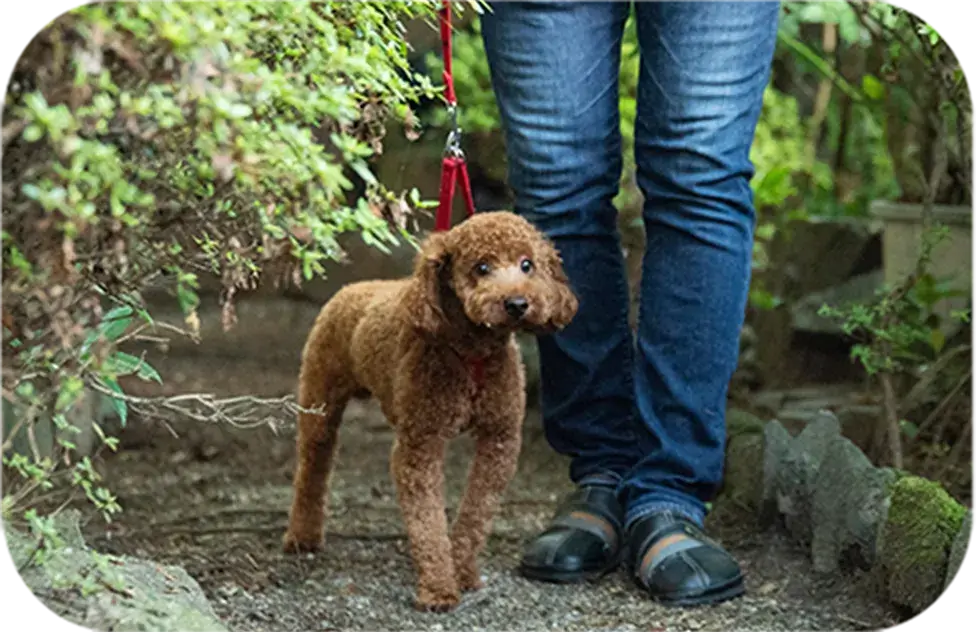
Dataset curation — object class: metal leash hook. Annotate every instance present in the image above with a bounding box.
[444,104,464,159]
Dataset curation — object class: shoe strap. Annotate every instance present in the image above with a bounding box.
[629,513,711,581]
[541,486,624,550]
[552,486,623,529]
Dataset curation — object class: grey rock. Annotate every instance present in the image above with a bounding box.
[83,561,226,632]
[762,412,844,543]
[811,438,896,573]
[7,510,226,632]
[760,419,792,526]
[945,510,972,590]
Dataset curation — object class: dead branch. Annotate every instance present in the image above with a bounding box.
[880,373,903,469]
[84,378,327,431]
[806,22,838,165]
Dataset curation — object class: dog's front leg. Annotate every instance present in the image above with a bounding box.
[450,427,521,592]
[390,433,459,612]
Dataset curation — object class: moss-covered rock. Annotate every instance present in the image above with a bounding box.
[720,433,765,512]
[726,408,766,438]
[945,510,972,591]
[878,476,967,613]
[709,409,767,512]
[5,511,226,632]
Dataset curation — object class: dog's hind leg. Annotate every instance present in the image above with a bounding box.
[283,324,354,553]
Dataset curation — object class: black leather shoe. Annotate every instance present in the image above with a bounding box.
[519,486,623,583]
[627,511,745,606]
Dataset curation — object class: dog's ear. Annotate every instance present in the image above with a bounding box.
[403,231,451,334]
[538,237,579,333]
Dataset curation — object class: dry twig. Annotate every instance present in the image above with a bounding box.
[85,378,327,431]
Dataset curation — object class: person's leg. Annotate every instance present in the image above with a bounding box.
[480,0,636,581]
[622,0,779,604]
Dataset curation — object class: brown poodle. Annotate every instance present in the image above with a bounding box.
[283,211,578,611]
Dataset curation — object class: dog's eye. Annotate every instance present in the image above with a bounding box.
[474,262,491,276]
[520,258,534,274]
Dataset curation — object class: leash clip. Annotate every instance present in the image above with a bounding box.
[444,104,464,158]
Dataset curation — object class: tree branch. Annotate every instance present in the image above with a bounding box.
[84,378,327,431]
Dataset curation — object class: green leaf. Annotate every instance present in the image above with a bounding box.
[929,329,946,354]
[101,379,128,428]
[750,288,783,311]
[176,280,200,314]
[105,352,161,382]
[55,376,85,412]
[101,306,134,341]
[105,351,142,375]
[22,124,43,142]
[899,419,919,439]
[755,222,777,242]
[861,75,885,101]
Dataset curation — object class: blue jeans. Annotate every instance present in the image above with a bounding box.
[481,1,778,528]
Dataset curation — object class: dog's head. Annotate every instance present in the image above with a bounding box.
[403,212,578,337]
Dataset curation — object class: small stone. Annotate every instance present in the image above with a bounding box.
[757,581,778,596]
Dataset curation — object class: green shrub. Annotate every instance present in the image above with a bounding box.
[1,1,439,532]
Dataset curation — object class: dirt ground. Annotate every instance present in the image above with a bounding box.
[73,355,901,632]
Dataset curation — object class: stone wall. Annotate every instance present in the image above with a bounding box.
[721,408,972,616]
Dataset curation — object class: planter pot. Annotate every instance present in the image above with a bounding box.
[869,200,972,324]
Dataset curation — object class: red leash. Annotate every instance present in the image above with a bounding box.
[435,1,477,233]
[435,1,483,387]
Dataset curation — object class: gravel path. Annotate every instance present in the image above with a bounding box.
[79,356,900,631]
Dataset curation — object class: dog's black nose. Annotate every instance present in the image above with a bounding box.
[504,296,529,319]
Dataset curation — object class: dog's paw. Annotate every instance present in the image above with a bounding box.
[282,531,322,554]
[414,587,460,613]
[455,567,484,593]
[458,576,484,593]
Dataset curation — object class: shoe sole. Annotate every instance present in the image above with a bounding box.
[518,552,621,584]
[643,575,746,607]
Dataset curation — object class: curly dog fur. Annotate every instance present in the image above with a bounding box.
[283,211,578,611]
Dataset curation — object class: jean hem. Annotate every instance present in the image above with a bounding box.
[624,501,706,532]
